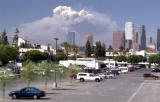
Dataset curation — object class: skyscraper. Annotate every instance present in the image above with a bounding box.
[85,34,93,46]
[138,25,146,50]
[125,22,134,49]
[146,36,152,44]
[112,31,125,51]
[134,32,138,43]
[67,32,75,45]
[157,27,160,51]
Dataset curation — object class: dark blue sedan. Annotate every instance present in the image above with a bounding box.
[9,87,46,99]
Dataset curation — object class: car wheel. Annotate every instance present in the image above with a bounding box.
[109,76,112,79]
[100,78,103,81]
[80,78,84,82]
[33,95,38,99]
[155,77,159,80]
[95,79,100,82]
[12,94,17,99]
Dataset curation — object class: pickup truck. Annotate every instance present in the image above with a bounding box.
[77,72,102,82]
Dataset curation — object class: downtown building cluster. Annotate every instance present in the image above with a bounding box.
[66,31,94,46]
[113,22,156,52]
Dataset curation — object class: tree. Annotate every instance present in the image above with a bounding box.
[149,54,160,65]
[94,41,101,58]
[37,61,56,89]
[107,45,114,52]
[21,50,48,63]
[19,42,31,48]
[0,45,18,65]
[20,62,37,86]
[0,35,1,45]
[119,46,125,55]
[71,44,79,59]
[0,68,16,99]
[67,64,84,83]
[61,42,70,57]
[0,29,9,45]
[101,43,106,57]
[85,40,92,57]
[114,56,127,62]
[137,55,146,62]
[12,28,19,49]
[94,41,106,58]
[127,55,145,64]
[56,66,68,87]
[52,52,67,61]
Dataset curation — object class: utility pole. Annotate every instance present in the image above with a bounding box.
[54,37,59,88]
[47,44,51,62]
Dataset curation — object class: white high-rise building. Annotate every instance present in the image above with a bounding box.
[125,22,134,40]
[125,22,134,49]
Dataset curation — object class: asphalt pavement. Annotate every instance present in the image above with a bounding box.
[0,68,160,102]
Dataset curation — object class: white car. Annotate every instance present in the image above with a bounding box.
[119,67,128,74]
[77,72,102,82]
[98,74,106,80]
[105,73,115,79]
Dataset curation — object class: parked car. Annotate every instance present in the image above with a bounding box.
[105,72,115,79]
[118,67,128,74]
[9,87,46,99]
[151,68,160,72]
[77,72,102,82]
[71,74,77,79]
[109,69,119,75]
[143,73,159,80]
[128,67,135,72]
[98,74,106,80]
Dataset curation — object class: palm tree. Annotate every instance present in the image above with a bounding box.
[71,44,79,59]
[67,64,84,83]
[56,66,68,87]
[0,67,16,99]
[107,45,114,68]
[61,42,70,58]
[37,61,56,89]
[119,46,125,55]
[20,61,37,86]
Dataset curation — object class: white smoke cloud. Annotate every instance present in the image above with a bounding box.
[19,6,116,46]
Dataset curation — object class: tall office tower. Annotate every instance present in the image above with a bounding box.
[125,22,134,49]
[146,36,152,44]
[85,34,93,46]
[157,27,160,51]
[133,43,140,51]
[138,25,146,50]
[134,32,138,43]
[112,31,125,51]
[67,32,75,45]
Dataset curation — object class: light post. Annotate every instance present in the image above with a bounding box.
[47,44,51,62]
[54,37,59,88]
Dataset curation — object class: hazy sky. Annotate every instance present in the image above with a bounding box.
[0,0,160,45]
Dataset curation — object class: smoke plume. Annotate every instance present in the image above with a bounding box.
[20,6,116,46]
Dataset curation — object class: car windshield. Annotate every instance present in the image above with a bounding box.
[20,87,39,92]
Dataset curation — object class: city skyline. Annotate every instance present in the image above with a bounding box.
[0,0,160,46]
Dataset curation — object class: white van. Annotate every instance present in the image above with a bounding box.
[118,67,128,74]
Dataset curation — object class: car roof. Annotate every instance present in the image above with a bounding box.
[22,87,39,90]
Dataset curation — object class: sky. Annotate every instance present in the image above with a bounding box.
[0,0,160,46]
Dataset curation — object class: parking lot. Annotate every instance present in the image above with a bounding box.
[1,68,160,102]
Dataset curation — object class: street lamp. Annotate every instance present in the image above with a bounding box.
[47,44,51,62]
[54,37,59,88]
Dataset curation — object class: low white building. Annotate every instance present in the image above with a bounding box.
[18,37,26,46]
[19,45,55,56]
[59,58,117,69]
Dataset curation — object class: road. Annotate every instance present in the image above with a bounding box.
[0,68,160,102]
